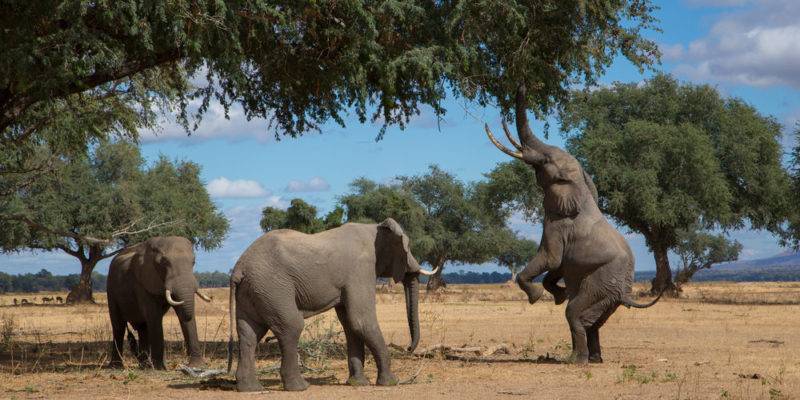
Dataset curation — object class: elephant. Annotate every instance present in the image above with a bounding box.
[106,236,213,370]
[484,85,661,364]
[227,218,436,392]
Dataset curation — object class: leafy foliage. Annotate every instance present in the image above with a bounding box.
[561,74,791,293]
[260,199,343,234]
[0,141,228,301]
[673,229,742,289]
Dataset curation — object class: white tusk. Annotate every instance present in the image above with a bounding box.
[195,290,212,302]
[417,266,440,276]
[485,123,523,159]
[165,289,184,306]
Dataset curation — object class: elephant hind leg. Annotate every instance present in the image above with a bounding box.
[335,305,369,386]
[235,317,267,392]
[586,303,619,364]
[565,289,601,364]
[273,310,309,392]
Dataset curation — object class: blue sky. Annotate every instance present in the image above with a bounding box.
[3,0,800,276]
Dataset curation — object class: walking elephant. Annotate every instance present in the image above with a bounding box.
[107,236,213,369]
[227,218,436,392]
[485,85,661,364]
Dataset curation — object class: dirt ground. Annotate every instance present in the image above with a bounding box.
[1,282,800,399]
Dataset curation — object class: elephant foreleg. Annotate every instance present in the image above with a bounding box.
[542,270,567,305]
[335,305,368,386]
[108,303,126,368]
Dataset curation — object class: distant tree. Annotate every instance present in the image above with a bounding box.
[673,229,742,291]
[342,166,512,291]
[0,141,228,303]
[561,74,792,295]
[496,236,538,282]
[260,199,343,234]
[475,160,543,223]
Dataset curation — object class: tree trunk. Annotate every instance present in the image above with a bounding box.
[650,241,677,297]
[425,257,447,292]
[66,257,99,304]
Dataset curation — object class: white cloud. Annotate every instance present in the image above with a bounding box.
[206,177,270,198]
[285,177,331,193]
[666,0,800,89]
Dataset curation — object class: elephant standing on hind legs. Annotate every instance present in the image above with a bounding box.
[227,218,436,392]
[485,85,661,364]
[106,236,213,369]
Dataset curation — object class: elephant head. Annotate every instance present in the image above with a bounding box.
[133,237,211,317]
[375,218,437,351]
[485,87,598,218]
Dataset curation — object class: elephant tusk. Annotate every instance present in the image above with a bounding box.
[165,290,184,306]
[417,266,440,276]
[485,123,523,159]
[195,290,212,302]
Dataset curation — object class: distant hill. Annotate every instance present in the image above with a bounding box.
[635,251,800,282]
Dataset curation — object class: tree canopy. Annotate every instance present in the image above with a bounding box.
[560,74,792,294]
[260,199,343,234]
[1,141,228,302]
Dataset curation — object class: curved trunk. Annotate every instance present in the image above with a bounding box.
[402,274,420,352]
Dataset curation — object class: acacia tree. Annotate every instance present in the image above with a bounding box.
[1,141,228,303]
[673,229,741,291]
[341,167,511,291]
[496,236,538,282]
[260,199,343,234]
[561,74,791,295]
[2,1,659,247]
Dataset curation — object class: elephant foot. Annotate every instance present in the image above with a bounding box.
[588,354,603,364]
[187,356,207,369]
[106,360,124,369]
[282,375,309,391]
[517,279,543,304]
[567,352,589,364]
[376,372,399,386]
[552,289,567,305]
[236,378,264,392]
[347,375,370,386]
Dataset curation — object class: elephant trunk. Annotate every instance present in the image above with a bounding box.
[170,283,205,366]
[402,273,420,352]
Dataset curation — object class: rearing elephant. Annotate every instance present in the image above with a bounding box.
[107,236,212,369]
[485,85,661,364]
[227,218,436,392]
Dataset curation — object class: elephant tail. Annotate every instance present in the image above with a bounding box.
[125,324,138,354]
[227,274,237,374]
[621,288,664,309]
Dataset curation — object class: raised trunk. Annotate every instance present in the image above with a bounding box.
[66,257,99,304]
[402,274,420,352]
[650,240,677,297]
[425,257,447,292]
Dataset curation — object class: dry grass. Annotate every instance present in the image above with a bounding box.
[1,282,800,399]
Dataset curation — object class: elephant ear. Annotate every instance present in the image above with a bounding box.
[132,243,166,296]
[377,218,414,282]
[583,169,599,204]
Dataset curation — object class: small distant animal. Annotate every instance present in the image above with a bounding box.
[13,298,18,306]
[42,297,53,304]
[20,299,29,305]
[55,296,64,304]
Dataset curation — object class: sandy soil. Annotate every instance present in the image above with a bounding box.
[1,282,799,399]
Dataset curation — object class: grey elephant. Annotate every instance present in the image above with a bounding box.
[227,218,436,392]
[485,86,661,364]
[107,236,212,369]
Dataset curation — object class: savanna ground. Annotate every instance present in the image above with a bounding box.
[1,282,799,399]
